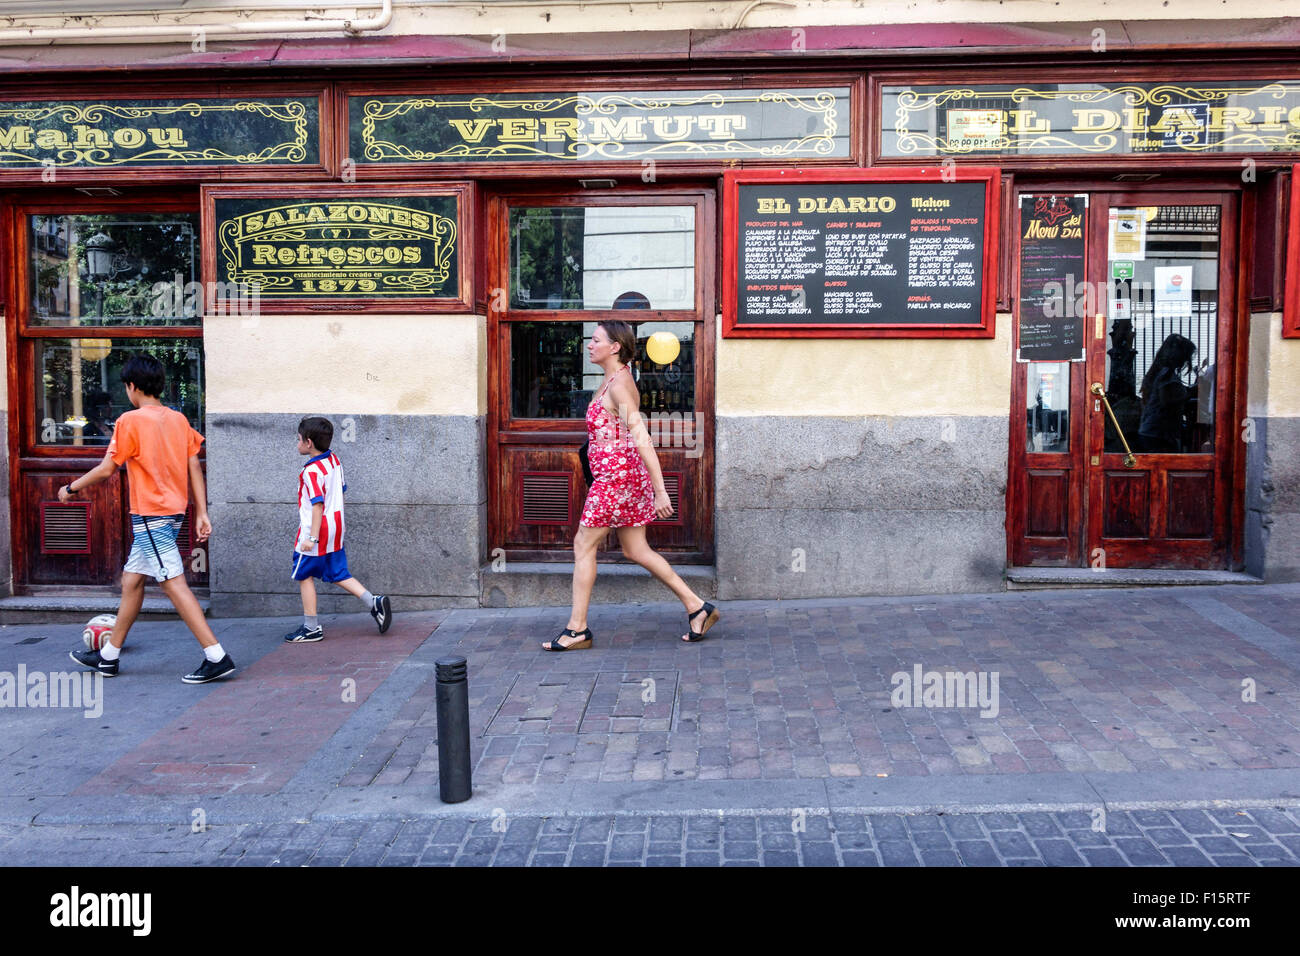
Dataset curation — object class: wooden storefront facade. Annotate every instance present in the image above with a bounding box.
[2,31,1298,604]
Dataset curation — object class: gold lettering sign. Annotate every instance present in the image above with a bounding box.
[882,81,1300,156]
[216,199,457,298]
[0,99,318,168]
[354,88,850,162]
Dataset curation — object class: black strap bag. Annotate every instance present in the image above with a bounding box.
[578,442,594,486]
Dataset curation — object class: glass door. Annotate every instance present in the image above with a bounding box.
[1084,193,1238,569]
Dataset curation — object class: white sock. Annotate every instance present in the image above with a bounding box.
[203,643,226,663]
[361,590,375,606]
[99,642,121,662]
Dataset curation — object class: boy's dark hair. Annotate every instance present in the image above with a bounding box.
[298,416,333,451]
[120,354,166,398]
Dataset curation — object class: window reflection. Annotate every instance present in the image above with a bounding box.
[510,321,696,420]
[35,339,203,446]
[30,214,200,327]
[1026,362,1069,453]
[1106,206,1218,454]
[509,206,694,310]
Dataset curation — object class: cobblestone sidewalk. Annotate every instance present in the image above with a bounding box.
[3,806,1298,867]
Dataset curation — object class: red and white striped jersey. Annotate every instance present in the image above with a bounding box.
[296,451,348,554]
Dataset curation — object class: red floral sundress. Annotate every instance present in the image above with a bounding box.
[580,366,656,528]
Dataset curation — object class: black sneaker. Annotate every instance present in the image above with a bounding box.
[182,654,236,684]
[371,594,392,634]
[283,624,324,643]
[69,648,118,677]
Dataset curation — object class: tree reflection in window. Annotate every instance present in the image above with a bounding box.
[30,213,199,327]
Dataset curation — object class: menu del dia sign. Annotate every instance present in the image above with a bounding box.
[211,191,460,304]
[723,167,1000,338]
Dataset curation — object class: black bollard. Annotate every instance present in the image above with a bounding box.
[435,655,472,803]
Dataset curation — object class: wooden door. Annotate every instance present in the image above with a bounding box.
[1084,192,1238,569]
[1009,187,1241,569]
[6,194,210,591]
[487,187,715,562]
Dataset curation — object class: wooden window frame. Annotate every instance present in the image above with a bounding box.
[0,80,334,185]
[869,67,1300,172]
[8,192,206,460]
[489,187,715,434]
[1285,164,1300,338]
[336,72,866,180]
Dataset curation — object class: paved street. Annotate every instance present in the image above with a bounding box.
[4,807,1299,867]
[3,583,1299,866]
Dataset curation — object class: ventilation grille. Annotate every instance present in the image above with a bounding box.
[653,472,683,525]
[41,502,91,554]
[520,472,572,525]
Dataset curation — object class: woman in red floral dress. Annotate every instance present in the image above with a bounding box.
[543,320,719,650]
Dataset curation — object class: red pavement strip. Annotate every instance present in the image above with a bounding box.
[74,612,441,797]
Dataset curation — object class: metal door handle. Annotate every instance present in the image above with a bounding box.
[1090,383,1137,469]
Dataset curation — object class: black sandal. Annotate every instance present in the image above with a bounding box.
[682,603,719,642]
[543,627,593,652]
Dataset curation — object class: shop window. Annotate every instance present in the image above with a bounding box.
[33,338,204,447]
[29,213,200,327]
[508,205,695,310]
[509,319,696,420]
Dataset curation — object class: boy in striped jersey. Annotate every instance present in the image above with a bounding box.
[283,416,392,643]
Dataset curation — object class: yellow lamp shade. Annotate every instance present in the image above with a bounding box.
[645,331,680,365]
[80,339,112,362]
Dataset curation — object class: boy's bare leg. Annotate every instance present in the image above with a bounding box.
[300,577,318,616]
[159,575,218,649]
[335,577,366,599]
[110,572,148,649]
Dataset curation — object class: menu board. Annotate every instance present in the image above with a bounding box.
[723,168,999,338]
[1017,195,1087,360]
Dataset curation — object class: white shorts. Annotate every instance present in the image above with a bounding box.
[123,514,185,582]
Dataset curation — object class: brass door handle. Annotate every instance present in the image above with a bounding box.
[1090,383,1137,468]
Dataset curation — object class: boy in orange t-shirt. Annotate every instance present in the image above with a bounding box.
[63,355,236,684]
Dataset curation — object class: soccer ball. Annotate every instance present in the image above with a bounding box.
[82,614,116,651]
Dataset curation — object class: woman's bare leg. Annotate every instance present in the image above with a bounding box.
[616,526,708,639]
[542,525,607,649]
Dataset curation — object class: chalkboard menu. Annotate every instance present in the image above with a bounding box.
[723,168,999,338]
[1016,195,1087,361]
[203,184,471,313]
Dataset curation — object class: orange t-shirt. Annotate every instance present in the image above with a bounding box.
[108,405,205,516]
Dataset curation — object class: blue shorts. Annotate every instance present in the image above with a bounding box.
[291,548,351,583]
